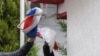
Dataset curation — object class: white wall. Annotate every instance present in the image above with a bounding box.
[66,0,100,56]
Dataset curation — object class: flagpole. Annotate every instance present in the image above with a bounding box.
[20,0,25,47]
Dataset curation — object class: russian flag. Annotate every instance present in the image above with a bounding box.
[18,7,43,37]
[23,8,38,37]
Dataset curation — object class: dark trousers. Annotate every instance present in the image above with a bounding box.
[43,42,54,56]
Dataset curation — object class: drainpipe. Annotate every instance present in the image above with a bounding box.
[57,4,59,19]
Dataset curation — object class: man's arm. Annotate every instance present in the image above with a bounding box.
[16,38,34,56]
[0,38,34,56]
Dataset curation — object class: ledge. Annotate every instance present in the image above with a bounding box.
[28,0,64,4]
[57,12,67,20]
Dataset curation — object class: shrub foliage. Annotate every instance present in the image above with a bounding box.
[0,0,20,52]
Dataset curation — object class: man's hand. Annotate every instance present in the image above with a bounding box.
[27,38,35,42]
[36,32,43,38]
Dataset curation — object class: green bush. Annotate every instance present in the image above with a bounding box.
[58,43,67,56]
[0,0,20,52]
[27,43,39,56]
[57,20,67,32]
[0,20,19,52]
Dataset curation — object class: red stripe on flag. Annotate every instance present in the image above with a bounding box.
[24,16,33,29]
